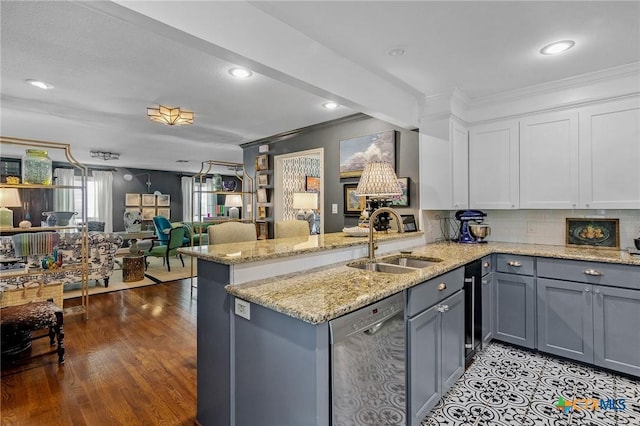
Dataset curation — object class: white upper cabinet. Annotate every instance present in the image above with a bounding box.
[469,120,519,209]
[419,117,468,210]
[520,111,579,209]
[579,97,640,209]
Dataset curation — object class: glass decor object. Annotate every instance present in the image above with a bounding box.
[22,149,52,185]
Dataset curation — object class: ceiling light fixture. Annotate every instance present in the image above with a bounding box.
[147,105,194,126]
[90,150,120,161]
[25,79,54,90]
[229,67,253,79]
[322,101,339,110]
[539,40,575,55]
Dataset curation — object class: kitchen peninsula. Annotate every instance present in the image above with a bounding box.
[180,236,640,426]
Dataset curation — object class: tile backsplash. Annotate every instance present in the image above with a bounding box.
[421,209,640,249]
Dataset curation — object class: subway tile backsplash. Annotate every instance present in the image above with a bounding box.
[421,209,640,249]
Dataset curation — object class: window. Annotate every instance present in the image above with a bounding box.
[193,181,216,222]
[73,176,97,221]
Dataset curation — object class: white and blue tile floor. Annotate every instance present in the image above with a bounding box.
[422,342,639,426]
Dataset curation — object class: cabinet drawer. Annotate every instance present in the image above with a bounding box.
[407,267,464,317]
[496,254,535,276]
[481,255,493,276]
[537,257,640,290]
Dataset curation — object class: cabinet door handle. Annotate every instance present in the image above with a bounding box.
[482,279,488,285]
[437,283,447,291]
[594,289,601,294]
[507,261,522,267]
[483,262,490,268]
[584,287,591,293]
[584,269,602,276]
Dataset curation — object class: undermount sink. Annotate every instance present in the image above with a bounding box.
[347,262,417,274]
[378,256,444,269]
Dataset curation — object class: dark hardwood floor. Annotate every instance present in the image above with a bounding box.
[1,279,197,425]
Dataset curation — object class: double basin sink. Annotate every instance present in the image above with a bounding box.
[348,254,443,274]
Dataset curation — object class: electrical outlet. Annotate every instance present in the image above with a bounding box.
[235,298,250,320]
[332,204,338,214]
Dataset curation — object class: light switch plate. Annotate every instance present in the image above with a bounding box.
[332,204,338,214]
[235,298,250,320]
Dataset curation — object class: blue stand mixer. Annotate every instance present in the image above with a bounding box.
[455,210,489,243]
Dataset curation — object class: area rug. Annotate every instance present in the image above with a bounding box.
[63,256,196,300]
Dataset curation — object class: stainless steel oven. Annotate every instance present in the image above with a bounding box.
[329,293,405,426]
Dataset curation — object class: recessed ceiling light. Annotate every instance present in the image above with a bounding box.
[229,67,253,79]
[388,48,405,57]
[175,160,189,163]
[539,40,575,55]
[322,101,339,110]
[25,79,54,89]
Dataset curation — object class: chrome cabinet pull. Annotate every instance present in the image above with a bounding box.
[585,287,591,293]
[437,283,447,291]
[482,279,488,285]
[584,269,602,276]
[507,261,522,267]
[483,262,490,268]
[594,289,601,294]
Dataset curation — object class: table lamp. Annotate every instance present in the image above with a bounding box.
[292,192,318,233]
[355,161,402,231]
[225,194,243,219]
[0,188,22,228]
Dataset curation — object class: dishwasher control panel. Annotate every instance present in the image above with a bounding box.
[330,292,404,342]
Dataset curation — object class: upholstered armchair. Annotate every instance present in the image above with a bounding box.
[207,222,257,244]
[144,226,185,272]
[152,216,172,246]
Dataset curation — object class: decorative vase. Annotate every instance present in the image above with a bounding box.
[22,149,52,185]
[222,181,237,192]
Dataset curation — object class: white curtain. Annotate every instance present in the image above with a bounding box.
[53,168,75,211]
[92,170,113,232]
[182,176,193,222]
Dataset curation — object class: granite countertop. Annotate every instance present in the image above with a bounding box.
[225,241,640,325]
[178,231,423,264]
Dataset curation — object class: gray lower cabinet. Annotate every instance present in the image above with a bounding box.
[408,290,464,426]
[537,277,594,363]
[493,272,536,349]
[593,285,640,376]
[481,271,493,347]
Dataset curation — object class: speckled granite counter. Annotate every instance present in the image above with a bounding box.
[179,231,423,264]
[225,241,640,324]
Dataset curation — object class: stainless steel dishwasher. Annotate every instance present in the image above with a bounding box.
[330,293,405,425]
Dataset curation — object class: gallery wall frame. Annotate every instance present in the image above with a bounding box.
[257,174,269,187]
[390,177,410,207]
[125,193,140,207]
[343,183,366,216]
[156,194,170,207]
[142,207,156,220]
[156,207,171,219]
[306,176,320,193]
[141,194,156,207]
[257,188,269,203]
[256,154,269,171]
[566,218,620,249]
[339,129,396,178]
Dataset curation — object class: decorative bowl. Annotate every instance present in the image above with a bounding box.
[222,181,237,192]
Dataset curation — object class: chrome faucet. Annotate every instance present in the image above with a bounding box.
[367,207,404,260]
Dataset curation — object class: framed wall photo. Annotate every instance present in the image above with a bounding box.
[401,214,418,232]
[256,154,269,171]
[257,174,269,187]
[343,183,366,216]
[141,194,156,206]
[390,177,410,207]
[257,206,267,219]
[306,176,320,193]
[256,221,268,240]
[566,218,620,249]
[141,207,156,221]
[257,188,269,203]
[125,193,140,207]
[339,129,396,178]
[156,207,170,219]
[156,194,170,207]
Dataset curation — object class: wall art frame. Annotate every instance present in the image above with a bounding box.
[257,188,269,203]
[566,218,620,249]
[156,194,170,207]
[256,154,269,171]
[141,207,156,221]
[390,177,410,207]
[339,129,396,178]
[257,174,269,187]
[343,183,366,216]
[156,207,171,219]
[125,193,140,207]
[305,176,320,193]
[141,194,156,206]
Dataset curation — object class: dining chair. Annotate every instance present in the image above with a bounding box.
[144,226,185,272]
[275,220,310,239]
[207,222,257,244]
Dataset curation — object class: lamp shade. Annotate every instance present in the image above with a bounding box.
[292,192,318,210]
[0,188,22,207]
[224,194,243,208]
[355,161,402,197]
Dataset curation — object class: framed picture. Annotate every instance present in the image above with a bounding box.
[156,194,170,207]
[256,154,269,171]
[125,193,140,207]
[390,177,410,207]
[566,218,620,249]
[257,174,269,187]
[156,207,170,219]
[256,221,268,240]
[401,214,418,232]
[257,206,267,219]
[141,194,156,206]
[343,183,366,216]
[306,176,320,193]
[141,207,156,220]
[339,129,396,178]
[257,188,269,203]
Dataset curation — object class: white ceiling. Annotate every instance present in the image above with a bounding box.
[2,1,638,173]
